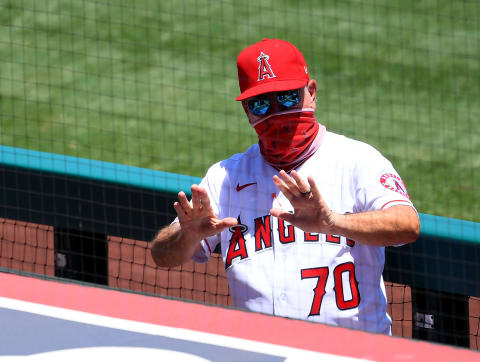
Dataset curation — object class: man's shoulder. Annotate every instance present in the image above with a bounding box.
[318,131,391,172]
[205,144,261,176]
[219,143,261,167]
[324,131,382,156]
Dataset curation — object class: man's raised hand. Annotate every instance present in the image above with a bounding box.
[270,170,337,234]
[174,184,238,240]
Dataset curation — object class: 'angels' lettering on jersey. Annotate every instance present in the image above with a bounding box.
[225,213,355,270]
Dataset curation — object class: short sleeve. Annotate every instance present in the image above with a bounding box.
[353,145,415,213]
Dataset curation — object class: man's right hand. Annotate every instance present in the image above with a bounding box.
[174,184,238,242]
[151,184,237,268]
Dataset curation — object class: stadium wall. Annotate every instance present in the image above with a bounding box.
[0,145,479,348]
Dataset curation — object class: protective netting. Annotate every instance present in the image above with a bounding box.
[1,0,479,350]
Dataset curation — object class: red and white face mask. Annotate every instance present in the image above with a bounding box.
[251,108,324,171]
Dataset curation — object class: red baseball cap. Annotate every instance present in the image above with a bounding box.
[236,39,310,101]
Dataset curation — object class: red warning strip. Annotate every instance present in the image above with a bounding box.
[0,272,478,361]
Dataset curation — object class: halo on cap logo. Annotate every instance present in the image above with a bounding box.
[380,173,409,199]
[257,52,276,81]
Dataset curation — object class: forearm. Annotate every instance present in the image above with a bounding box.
[330,205,420,247]
[150,222,201,267]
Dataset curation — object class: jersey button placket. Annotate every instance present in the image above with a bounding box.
[272,227,281,315]
[273,237,290,316]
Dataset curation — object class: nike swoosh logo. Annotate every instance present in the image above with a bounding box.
[236,182,257,192]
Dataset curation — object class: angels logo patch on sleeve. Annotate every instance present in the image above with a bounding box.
[380,173,410,199]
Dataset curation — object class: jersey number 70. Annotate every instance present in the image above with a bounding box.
[301,262,360,316]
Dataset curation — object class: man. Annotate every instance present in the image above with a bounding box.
[151,39,420,334]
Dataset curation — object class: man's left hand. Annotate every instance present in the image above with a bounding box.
[270,170,337,234]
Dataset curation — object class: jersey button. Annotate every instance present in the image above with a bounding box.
[280,293,287,300]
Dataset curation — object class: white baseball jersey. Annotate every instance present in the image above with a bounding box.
[191,131,415,334]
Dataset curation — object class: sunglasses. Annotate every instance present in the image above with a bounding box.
[247,89,300,116]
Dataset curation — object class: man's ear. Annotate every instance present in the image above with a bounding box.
[303,79,317,110]
[307,79,317,102]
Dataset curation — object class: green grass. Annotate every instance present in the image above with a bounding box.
[0,0,479,221]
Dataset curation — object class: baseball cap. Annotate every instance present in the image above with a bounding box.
[236,39,309,101]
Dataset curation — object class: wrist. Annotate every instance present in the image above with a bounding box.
[178,227,202,246]
[327,212,345,235]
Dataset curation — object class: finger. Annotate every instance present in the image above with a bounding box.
[193,184,209,198]
[195,186,212,208]
[173,201,187,219]
[270,208,295,223]
[307,176,321,200]
[216,217,238,230]
[178,191,192,212]
[191,185,214,213]
[273,175,295,200]
[291,170,311,194]
[190,185,203,209]
[278,170,301,196]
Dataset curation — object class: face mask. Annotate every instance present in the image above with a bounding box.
[252,108,323,171]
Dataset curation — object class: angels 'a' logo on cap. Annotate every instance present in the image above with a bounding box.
[257,52,276,81]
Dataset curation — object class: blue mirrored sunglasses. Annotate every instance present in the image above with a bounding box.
[247,89,300,116]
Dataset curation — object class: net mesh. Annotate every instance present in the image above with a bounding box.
[1,217,479,347]
[0,0,479,350]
